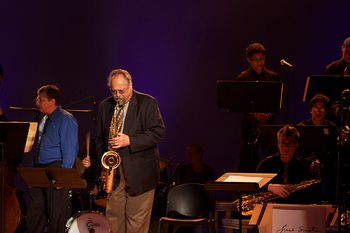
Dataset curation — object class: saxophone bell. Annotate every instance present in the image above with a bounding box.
[101,151,121,170]
[101,151,121,194]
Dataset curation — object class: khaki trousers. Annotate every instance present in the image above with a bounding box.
[106,172,155,233]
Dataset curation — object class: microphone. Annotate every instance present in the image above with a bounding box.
[280,59,294,69]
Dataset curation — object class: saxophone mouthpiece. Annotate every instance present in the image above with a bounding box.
[116,97,126,107]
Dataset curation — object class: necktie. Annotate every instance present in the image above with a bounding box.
[38,115,48,141]
[282,163,288,184]
[115,105,125,133]
[35,115,49,165]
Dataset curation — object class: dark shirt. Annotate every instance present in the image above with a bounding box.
[297,119,337,165]
[256,154,310,184]
[325,59,349,75]
[178,164,214,184]
[296,120,338,202]
[236,67,279,81]
[256,154,318,203]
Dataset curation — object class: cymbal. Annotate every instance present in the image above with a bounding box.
[159,158,170,170]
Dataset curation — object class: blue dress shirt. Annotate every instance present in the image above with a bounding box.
[38,106,78,168]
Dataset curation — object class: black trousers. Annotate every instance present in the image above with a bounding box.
[25,161,70,233]
[25,187,70,233]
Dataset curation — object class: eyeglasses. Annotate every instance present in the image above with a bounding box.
[312,107,326,112]
[110,88,126,95]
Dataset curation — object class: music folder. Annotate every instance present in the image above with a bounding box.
[205,172,276,192]
[0,121,37,163]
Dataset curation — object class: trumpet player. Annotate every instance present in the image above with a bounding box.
[95,69,166,233]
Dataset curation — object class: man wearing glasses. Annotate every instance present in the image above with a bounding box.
[95,69,166,233]
[298,94,338,203]
[256,125,312,201]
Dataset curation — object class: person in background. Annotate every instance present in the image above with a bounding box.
[256,125,315,203]
[25,84,79,233]
[297,94,337,202]
[325,37,350,75]
[177,143,214,184]
[95,69,166,233]
[235,42,280,172]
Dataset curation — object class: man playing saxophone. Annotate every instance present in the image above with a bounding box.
[95,69,166,233]
[256,125,316,202]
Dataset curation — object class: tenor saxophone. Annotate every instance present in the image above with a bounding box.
[234,179,321,216]
[101,101,124,194]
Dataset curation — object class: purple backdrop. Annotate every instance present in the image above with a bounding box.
[1,0,349,177]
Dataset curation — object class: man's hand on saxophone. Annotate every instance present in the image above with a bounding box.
[267,184,290,198]
[109,133,130,149]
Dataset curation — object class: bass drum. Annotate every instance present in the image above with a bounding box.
[65,211,110,233]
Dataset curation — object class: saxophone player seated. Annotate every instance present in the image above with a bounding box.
[255,125,319,203]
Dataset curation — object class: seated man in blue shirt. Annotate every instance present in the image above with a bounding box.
[25,84,79,233]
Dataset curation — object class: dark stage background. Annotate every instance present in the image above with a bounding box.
[0,0,349,178]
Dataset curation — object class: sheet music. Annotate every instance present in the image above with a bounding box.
[224,175,263,183]
[24,122,38,153]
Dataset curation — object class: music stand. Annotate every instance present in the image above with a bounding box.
[0,122,31,233]
[216,80,284,113]
[17,167,86,231]
[217,80,284,172]
[303,75,350,103]
[205,172,276,233]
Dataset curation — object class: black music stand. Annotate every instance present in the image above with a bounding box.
[303,75,350,103]
[217,80,284,113]
[17,167,86,231]
[0,122,30,233]
[205,172,276,233]
[217,80,284,172]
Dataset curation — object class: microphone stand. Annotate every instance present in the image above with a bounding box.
[280,59,295,123]
[282,66,293,123]
[63,96,97,123]
[9,106,93,114]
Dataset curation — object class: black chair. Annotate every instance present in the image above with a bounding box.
[157,183,216,233]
